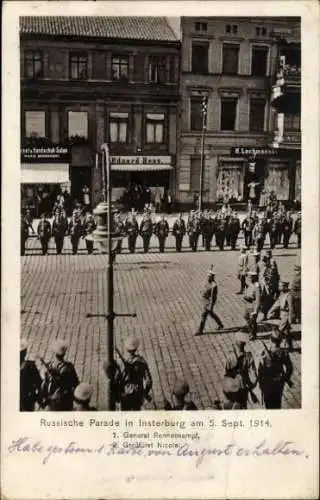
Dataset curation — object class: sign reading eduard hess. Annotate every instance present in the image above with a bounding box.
[21,145,71,163]
[231,146,279,157]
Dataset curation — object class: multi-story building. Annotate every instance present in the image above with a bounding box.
[20,17,180,214]
[178,17,301,207]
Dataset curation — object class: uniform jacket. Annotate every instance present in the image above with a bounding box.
[37,219,51,240]
[238,253,248,276]
[154,220,169,238]
[258,345,293,392]
[68,219,83,238]
[20,359,42,410]
[244,282,261,314]
[124,219,139,236]
[140,219,153,236]
[52,216,68,237]
[83,219,96,236]
[202,281,218,309]
[172,218,186,236]
[269,291,293,322]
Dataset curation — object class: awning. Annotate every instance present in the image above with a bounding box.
[111,164,172,172]
[21,164,69,183]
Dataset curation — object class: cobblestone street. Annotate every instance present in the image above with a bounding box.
[21,231,301,410]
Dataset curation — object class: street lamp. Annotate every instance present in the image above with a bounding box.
[199,95,208,212]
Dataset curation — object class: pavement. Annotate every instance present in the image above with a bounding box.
[21,232,301,410]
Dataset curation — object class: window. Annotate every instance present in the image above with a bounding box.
[68,111,88,138]
[69,53,88,80]
[149,57,166,83]
[195,22,207,32]
[220,98,237,131]
[190,98,203,131]
[112,56,129,81]
[284,114,301,131]
[251,46,269,76]
[192,43,208,74]
[146,113,165,143]
[249,99,266,132]
[24,51,43,78]
[25,111,46,137]
[256,26,267,37]
[190,157,201,191]
[109,112,129,143]
[168,56,176,83]
[226,24,238,34]
[222,44,239,75]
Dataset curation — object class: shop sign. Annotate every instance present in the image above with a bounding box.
[111,155,171,166]
[21,145,70,163]
[231,146,279,157]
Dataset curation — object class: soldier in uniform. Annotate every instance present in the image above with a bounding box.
[20,338,42,411]
[291,263,301,324]
[195,269,224,336]
[116,336,153,411]
[124,213,139,253]
[201,212,214,251]
[282,211,293,249]
[294,212,301,248]
[187,211,200,252]
[21,214,29,256]
[267,281,294,351]
[215,213,227,250]
[243,271,261,340]
[258,329,293,409]
[83,213,96,254]
[164,379,197,410]
[41,340,79,411]
[52,208,68,255]
[237,246,248,294]
[114,213,124,254]
[102,359,123,409]
[37,213,52,255]
[252,219,265,252]
[73,383,97,411]
[139,213,153,253]
[154,214,169,253]
[269,213,278,249]
[222,331,258,409]
[172,213,186,252]
[228,211,240,250]
[68,211,83,255]
[242,213,255,248]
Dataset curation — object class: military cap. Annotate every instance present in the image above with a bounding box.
[52,339,68,356]
[124,336,139,352]
[20,338,28,352]
[74,383,93,402]
[253,251,260,256]
[247,271,258,276]
[270,329,281,342]
[172,379,189,397]
[235,331,248,344]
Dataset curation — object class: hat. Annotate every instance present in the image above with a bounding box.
[74,383,93,402]
[20,338,28,352]
[235,331,248,344]
[270,329,281,342]
[124,336,139,352]
[253,251,260,256]
[52,339,68,356]
[172,379,189,397]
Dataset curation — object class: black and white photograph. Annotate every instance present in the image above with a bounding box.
[19,15,302,413]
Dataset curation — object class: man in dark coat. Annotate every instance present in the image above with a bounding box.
[52,208,68,255]
[68,212,83,255]
[83,213,96,255]
[125,213,139,253]
[172,213,186,252]
[20,339,42,411]
[139,214,153,253]
[187,211,200,251]
[37,213,52,255]
[154,215,169,253]
[195,269,224,335]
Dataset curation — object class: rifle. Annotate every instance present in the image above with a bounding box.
[115,347,153,405]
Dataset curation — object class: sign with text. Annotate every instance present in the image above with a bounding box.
[231,146,279,157]
[110,155,171,166]
[21,145,70,164]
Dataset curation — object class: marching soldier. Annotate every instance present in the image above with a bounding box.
[116,336,153,411]
[52,208,68,255]
[294,212,301,248]
[114,213,124,254]
[164,379,197,410]
[222,331,258,409]
[243,271,261,340]
[228,211,240,250]
[172,213,186,252]
[124,213,139,253]
[83,213,96,254]
[20,339,42,411]
[246,249,260,276]
[41,339,79,411]
[139,213,153,253]
[242,213,255,248]
[195,268,224,336]
[267,281,294,351]
[154,214,169,253]
[68,211,83,255]
[73,383,97,411]
[258,329,293,409]
[282,211,293,249]
[21,214,29,256]
[37,213,51,255]
[237,246,248,294]
[187,211,200,252]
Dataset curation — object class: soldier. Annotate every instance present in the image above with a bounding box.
[73,383,97,411]
[172,213,186,252]
[242,213,255,248]
[114,213,124,254]
[68,211,83,255]
[20,338,42,411]
[267,281,294,351]
[124,213,139,253]
[228,211,240,250]
[139,213,153,253]
[222,332,258,409]
[201,212,214,251]
[237,246,248,294]
[102,359,123,409]
[83,213,96,255]
[37,213,51,255]
[116,336,153,411]
[243,271,261,340]
[269,213,278,249]
[21,214,29,256]
[164,379,197,410]
[195,269,224,336]
[41,339,79,411]
[264,250,280,301]
[215,213,227,250]
[282,211,293,249]
[187,211,200,252]
[294,212,301,248]
[258,329,293,409]
[154,214,169,253]
[24,208,36,235]
[52,208,68,255]
[291,264,301,324]
[246,249,260,276]
[252,219,265,252]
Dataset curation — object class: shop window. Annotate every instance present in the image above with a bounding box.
[220,98,237,131]
[146,113,165,143]
[24,51,43,78]
[226,24,238,34]
[249,98,266,132]
[195,22,207,32]
[284,114,300,131]
[149,56,166,83]
[222,44,239,75]
[68,111,88,138]
[112,56,129,81]
[69,52,88,80]
[251,46,269,76]
[25,111,46,137]
[190,157,201,192]
[192,43,208,74]
[109,112,129,143]
[190,97,203,131]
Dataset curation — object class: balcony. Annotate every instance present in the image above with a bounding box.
[272,130,301,150]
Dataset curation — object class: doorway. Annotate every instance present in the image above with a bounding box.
[243,159,266,202]
[71,166,92,204]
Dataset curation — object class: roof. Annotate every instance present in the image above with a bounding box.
[19,16,178,42]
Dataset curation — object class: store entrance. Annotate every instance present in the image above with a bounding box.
[70,166,92,205]
[243,159,266,204]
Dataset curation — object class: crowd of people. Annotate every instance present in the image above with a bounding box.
[122,184,173,213]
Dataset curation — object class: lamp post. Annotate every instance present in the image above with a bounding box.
[199,95,208,212]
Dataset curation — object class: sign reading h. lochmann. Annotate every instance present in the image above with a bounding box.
[231,146,279,157]
[21,146,70,163]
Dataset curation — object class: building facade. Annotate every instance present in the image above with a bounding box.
[178,17,301,207]
[20,17,180,214]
